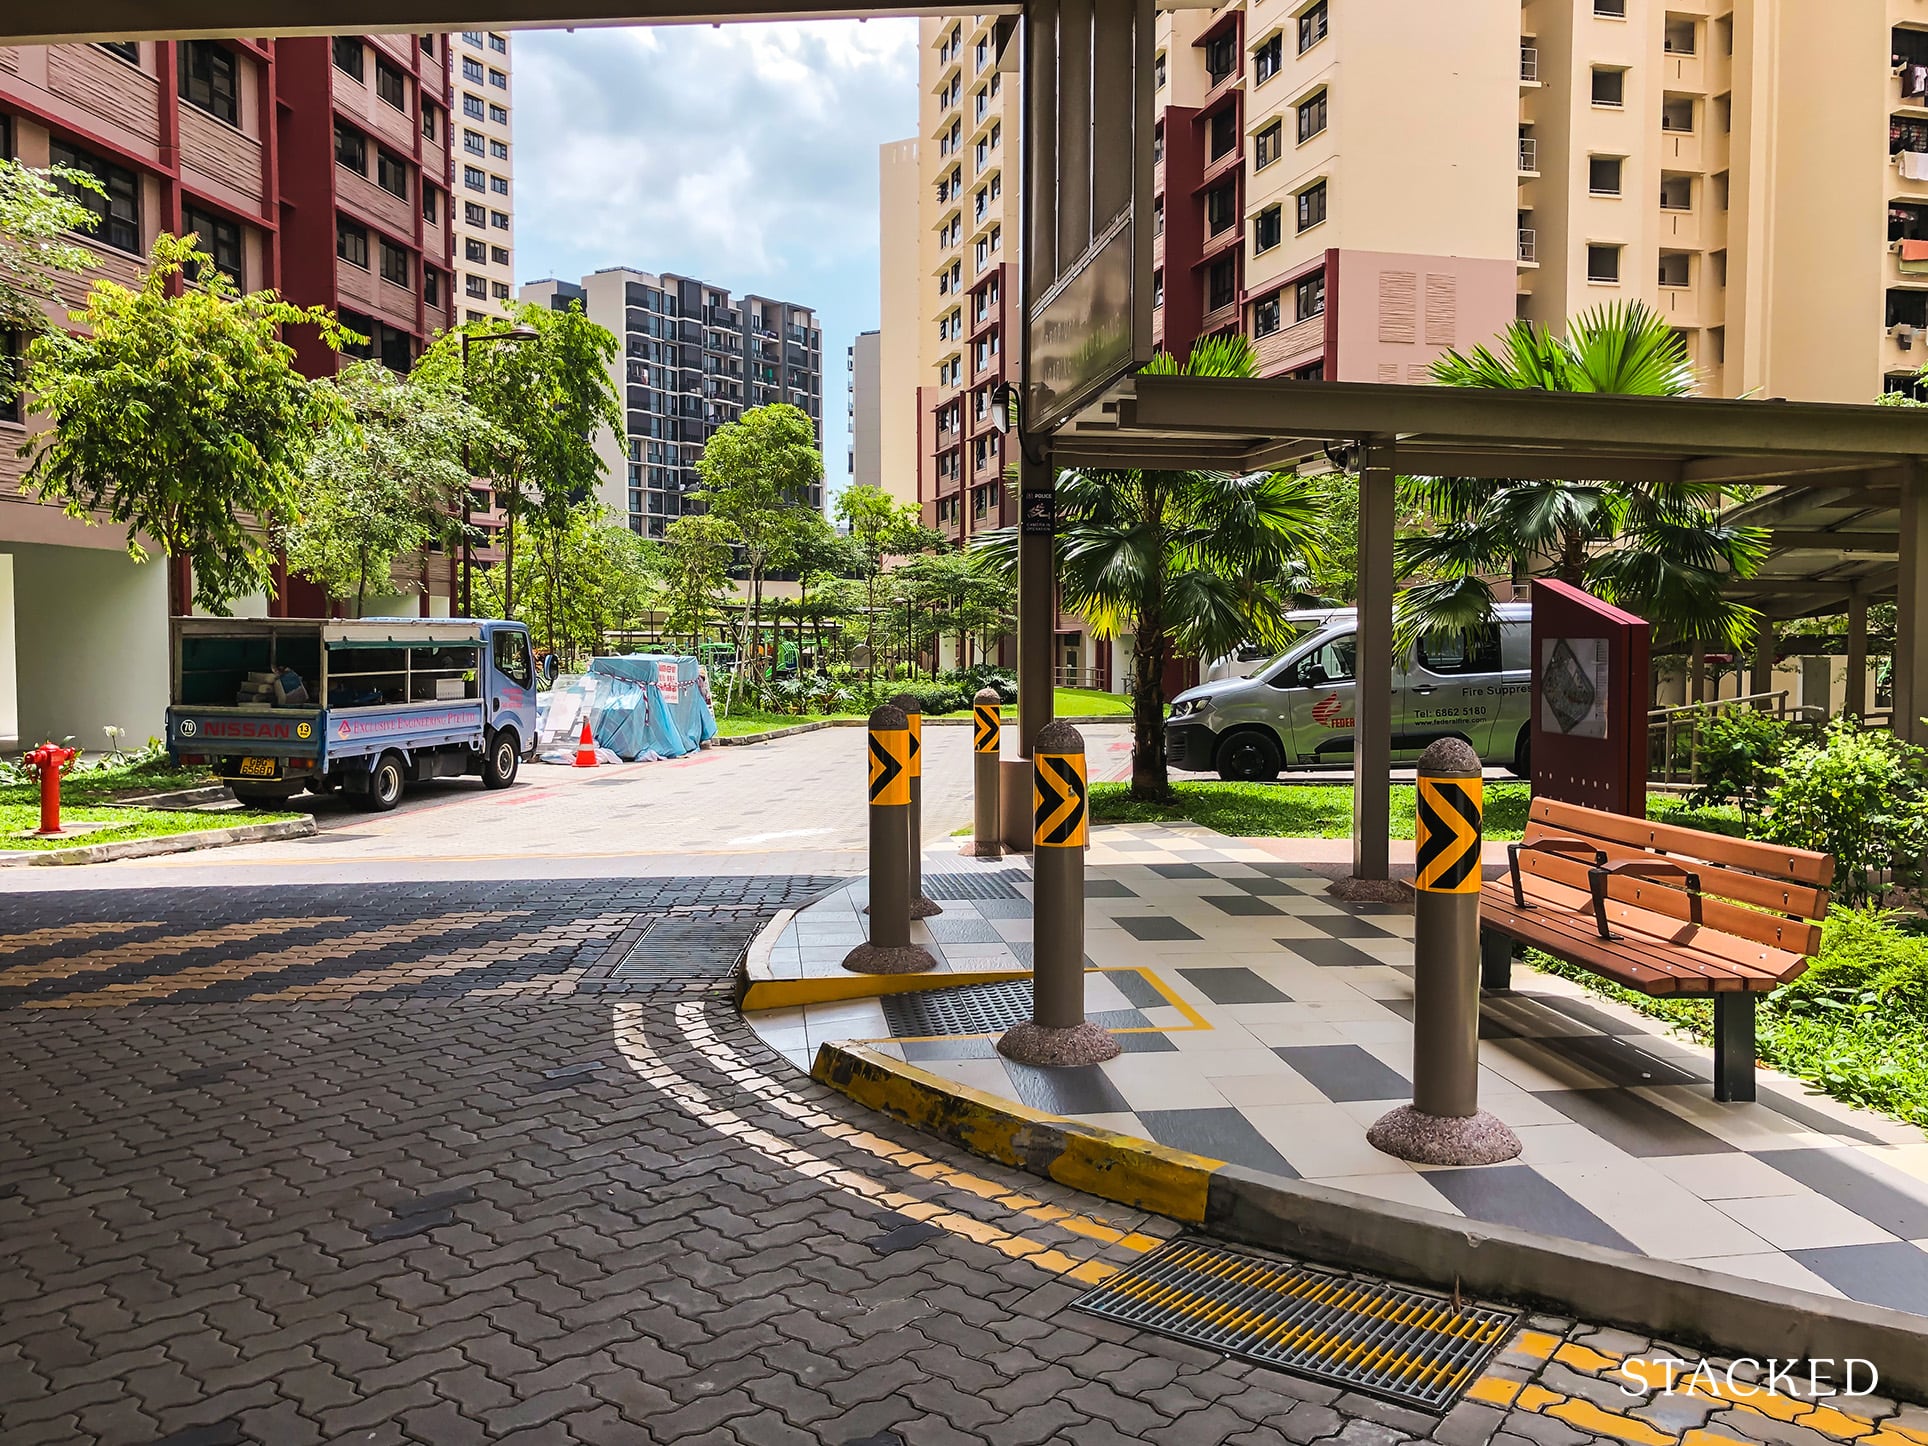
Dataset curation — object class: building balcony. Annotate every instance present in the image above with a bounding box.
[1520,45,1539,85]
[1252,311,1324,375]
[1517,227,1538,265]
[1518,137,1538,175]
[1200,299,1240,336]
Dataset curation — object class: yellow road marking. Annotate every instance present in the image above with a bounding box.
[253,915,632,1001]
[0,921,163,959]
[0,917,346,992]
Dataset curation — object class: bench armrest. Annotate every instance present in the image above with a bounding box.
[1598,859,1703,925]
[1506,837,1608,910]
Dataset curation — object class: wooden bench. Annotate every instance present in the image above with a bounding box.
[1479,797,1833,1102]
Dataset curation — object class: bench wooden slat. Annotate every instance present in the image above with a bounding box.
[1484,892,1796,994]
[1520,821,1830,923]
[1514,829,1824,956]
[1530,796,1834,888]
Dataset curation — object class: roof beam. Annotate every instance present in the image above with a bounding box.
[1766,530,1897,552]
[1390,448,1685,483]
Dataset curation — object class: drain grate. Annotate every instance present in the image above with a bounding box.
[882,978,1035,1037]
[605,915,767,982]
[922,871,1027,901]
[1071,1238,1518,1412]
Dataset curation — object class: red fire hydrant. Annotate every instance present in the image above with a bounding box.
[23,742,79,836]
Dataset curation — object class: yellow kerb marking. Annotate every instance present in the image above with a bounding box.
[1518,1386,1566,1412]
[1546,1399,1677,1446]
[1510,1331,1562,1362]
[1469,1378,1523,1408]
[1556,1342,1624,1374]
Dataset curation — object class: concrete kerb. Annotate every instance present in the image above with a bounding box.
[0,816,317,868]
[811,1039,1928,1402]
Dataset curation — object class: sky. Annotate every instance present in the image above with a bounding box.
[512,20,921,506]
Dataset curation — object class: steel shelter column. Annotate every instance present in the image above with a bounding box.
[1056,0,1093,263]
[1749,613,1774,701]
[1898,462,1928,748]
[1352,440,1396,882]
[1847,586,1868,721]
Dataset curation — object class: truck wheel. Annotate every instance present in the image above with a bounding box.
[483,731,520,790]
[1217,729,1283,783]
[361,753,406,813]
[1510,726,1531,779]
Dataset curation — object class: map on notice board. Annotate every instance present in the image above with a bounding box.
[1541,637,1609,738]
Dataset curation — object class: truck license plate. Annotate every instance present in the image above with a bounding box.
[238,757,278,778]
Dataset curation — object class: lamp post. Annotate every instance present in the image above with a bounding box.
[459,322,539,617]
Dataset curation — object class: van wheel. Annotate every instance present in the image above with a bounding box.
[1510,726,1532,779]
[484,730,520,790]
[361,753,406,813]
[1217,729,1284,783]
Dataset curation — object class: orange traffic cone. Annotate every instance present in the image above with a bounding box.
[574,718,598,768]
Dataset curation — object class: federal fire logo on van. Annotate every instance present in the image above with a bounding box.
[1311,694,1354,729]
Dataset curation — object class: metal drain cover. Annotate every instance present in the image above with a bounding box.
[921,871,1027,901]
[882,979,1036,1037]
[1071,1238,1518,1412]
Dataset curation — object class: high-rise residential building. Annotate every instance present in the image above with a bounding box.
[0,34,459,746]
[521,269,824,537]
[847,330,882,493]
[876,135,923,507]
[449,28,514,319]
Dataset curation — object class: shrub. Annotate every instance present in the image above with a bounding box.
[1762,719,1928,902]
[1690,709,1791,816]
[949,665,1018,704]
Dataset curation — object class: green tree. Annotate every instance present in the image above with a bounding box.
[890,549,1014,674]
[282,361,499,615]
[19,232,351,614]
[0,158,100,374]
[1398,301,1769,651]
[418,302,623,619]
[660,513,736,652]
[473,504,658,661]
[694,403,823,683]
[974,335,1325,800]
[835,482,938,678]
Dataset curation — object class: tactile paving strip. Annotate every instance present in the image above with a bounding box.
[920,871,1028,901]
[1071,1238,1518,1412]
[881,979,1035,1037]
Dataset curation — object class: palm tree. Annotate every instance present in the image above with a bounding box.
[1396,302,1768,653]
[974,335,1325,801]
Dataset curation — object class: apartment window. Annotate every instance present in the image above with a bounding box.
[333,36,365,80]
[1715,93,1731,133]
[97,41,139,63]
[1253,33,1282,84]
[422,184,440,223]
[489,140,508,161]
[1208,257,1237,313]
[1152,270,1164,310]
[334,123,367,174]
[1206,184,1236,236]
[464,128,486,155]
[491,245,510,266]
[490,175,509,196]
[1297,89,1328,143]
[465,200,487,226]
[50,143,139,253]
[1591,67,1624,107]
[491,210,510,229]
[1296,179,1327,232]
[1588,155,1623,195]
[1154,52,1166,89]
[1295,271,1326,320]
[489,33,508,52]
[178,41,238,125]
[1253,292,1281,337]
[1657,251,1690,288]
[1587,244,1621,283]
[1,329,23,426]
[489,103,508,124]
[1152,195,1164,236]
[464,165,487,192]
[380,239,410,287]
[420,34,435,54]
[461,30,485,46]
[182,205,241,285]
[489,68,508,89]
[1594,0,1625,14]
[1152,123,1163,165]
[1253,204,1282,252]
[1255,120,1283,169]
[1298,1,1328,53]
[1209,109,1237,162]
[467,275,488,299]
[493,281,511,300]
[422,102,439,140]
[465,238,487,262]
[375,57,406,110]
[1659,174,1692,210]
[337,221,369,269]
[462,57,485,84]
[376,150,409,199]
[1661,96,1695,133]
[463,93,486,120]
[1663,17,1696,55]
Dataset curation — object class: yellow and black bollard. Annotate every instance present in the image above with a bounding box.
[891,694,941,918]
[969,688,1004,860]
[997,720,1119,1066]
[1368,738,1520,1164]
[844,704,938,975]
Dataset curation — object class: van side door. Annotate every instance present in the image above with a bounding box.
[1277,633,1364,765]
[1404,626,1504,759]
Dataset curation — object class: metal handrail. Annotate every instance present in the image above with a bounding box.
[1645,691,1829,784]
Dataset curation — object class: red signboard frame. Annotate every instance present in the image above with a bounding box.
[1530,579,1650,819]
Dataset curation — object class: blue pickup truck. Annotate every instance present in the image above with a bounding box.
[166,617,538,810]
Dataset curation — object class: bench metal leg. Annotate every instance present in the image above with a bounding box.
[1713,994,1757,1103]
[1480,930,1513,991]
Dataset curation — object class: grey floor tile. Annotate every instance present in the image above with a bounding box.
[1233,878,1311,897]
[1083,878,1140,899]
[1148,863,1212,879]
[901,1037,1002,1061]
[1004,1061,1134,1115]
[1425,1165,1639,1253]
[1273,1044,1410,1103]
[1202,894,1285,917]
[1112,1031,1180,1054]
[1178,967,1292,1006]
[1088,1008,1153,1030]
[1534,1087,1735,1157]
[1105,970,1169,1010]
[1538,1033,1708,1089]
[1756,1087,1889,1146]
[972,898,1034,919]
[1117,915,1204,943]
[1308,914,1397,939]
[1758,1149,1928,1239]
[924,917,1002,943]
[1378,996,1518,1040]
[1136,1107,1301,1177]
[1280,937,1386,970]
[1248,862,1322,879]
[1787,1242,1928,1313]
[1520,993,1648,1038]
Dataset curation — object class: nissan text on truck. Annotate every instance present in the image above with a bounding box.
[166,617,539,811]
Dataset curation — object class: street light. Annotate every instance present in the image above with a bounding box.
[459,322,539,618]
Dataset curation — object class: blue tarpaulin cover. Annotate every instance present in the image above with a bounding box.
[585,655,717,760]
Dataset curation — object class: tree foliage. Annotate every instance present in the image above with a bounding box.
[473,503,658,661]
[19,232,351,613]
[0,158,100,354]
[660,513,737,650]
[835,482,938,674]
[282,361,499,613]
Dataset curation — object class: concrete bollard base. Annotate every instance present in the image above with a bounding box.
[841,942,940,975]
[995,1019,1121,1067]
[964,839,1004,859]
[1366,1104,1521,1166]
[909,896,942,919]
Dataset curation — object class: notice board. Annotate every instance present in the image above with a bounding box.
[1531,578,1650,818]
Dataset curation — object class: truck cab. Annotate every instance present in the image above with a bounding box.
[166,617,537,810]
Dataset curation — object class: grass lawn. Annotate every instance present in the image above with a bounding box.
[1040,688,1131,718]
[0,802,302,852]
[714,710,847,738]
[0,758,214,808]
[1089,780,1536,840]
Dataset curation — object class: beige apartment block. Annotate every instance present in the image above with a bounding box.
[877,135,923,506]
[452,27,515,317]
